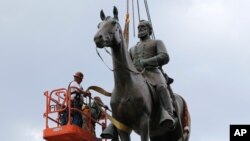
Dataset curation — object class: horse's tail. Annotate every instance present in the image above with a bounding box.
[181,96,191,141]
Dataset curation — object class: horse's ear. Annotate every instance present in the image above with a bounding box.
[113,6,119,20]
[100,10,106,21]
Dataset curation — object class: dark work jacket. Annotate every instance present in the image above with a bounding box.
[129,39,169,86]
[91,101,102,120]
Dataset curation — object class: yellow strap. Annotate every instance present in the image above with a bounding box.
[105,111,132,133]
[123,13,130,48]
[87,85,132,133]
[87,86,111,97]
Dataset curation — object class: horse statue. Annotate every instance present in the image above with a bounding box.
[94,6,191,141]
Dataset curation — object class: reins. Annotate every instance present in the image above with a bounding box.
[95,47,113,71]
[95,47,145,74]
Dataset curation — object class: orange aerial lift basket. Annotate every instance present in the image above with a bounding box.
[43,88,108,141]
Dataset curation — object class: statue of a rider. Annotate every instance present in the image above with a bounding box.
[129,20,176,128]
[101,20,177,140]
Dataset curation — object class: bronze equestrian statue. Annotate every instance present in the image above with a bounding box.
[94,6,191,141]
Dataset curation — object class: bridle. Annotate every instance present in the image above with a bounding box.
[95,18,145,74]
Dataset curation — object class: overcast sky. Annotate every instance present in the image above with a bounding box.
[1,0,250,141]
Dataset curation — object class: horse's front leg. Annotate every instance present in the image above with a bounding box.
[140,114,150,141]
[118,130,131,141]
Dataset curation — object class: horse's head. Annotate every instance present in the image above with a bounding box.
[94,6,122,48]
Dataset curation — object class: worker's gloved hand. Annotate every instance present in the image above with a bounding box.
[104,105,109,109]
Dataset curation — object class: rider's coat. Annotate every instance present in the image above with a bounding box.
[129,39,169,86]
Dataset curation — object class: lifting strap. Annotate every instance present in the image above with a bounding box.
[123,13,129,48]
[86,85,132,133]
[123,0,130,48]
[86,86,111,97]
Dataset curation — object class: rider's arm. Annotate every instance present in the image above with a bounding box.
[140,40,169,68]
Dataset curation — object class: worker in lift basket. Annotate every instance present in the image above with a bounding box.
[60,72,90,127]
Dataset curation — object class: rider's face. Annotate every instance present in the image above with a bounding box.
[138,23,149,38]
[138,24,147,32]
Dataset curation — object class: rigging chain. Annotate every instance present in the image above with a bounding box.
[144,0,155,39]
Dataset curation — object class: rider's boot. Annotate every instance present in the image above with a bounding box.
[157,84,177,130]
[101,123,119,140]
[159,107,176,130]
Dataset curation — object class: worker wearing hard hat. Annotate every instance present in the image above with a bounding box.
[69,71,90,127]
[59,72,90,127]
